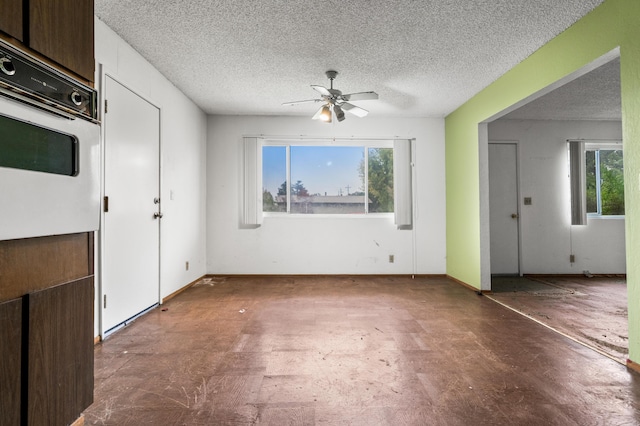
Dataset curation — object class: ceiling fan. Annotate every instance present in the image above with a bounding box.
[282,70,379,123]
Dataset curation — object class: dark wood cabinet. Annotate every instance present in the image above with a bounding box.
[0,233,94,426]
[0,0,23,42]
[28,278,94,426]
[29,0,95,82]
[0,298,22,426]
[0,0,94,83]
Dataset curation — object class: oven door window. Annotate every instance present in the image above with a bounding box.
[0,113,78,176]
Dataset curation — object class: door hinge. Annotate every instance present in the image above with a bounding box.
[103,294,107,309]
[104,99,108,114]
[104,196,109,212]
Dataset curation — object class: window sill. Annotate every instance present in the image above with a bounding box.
[586,214,625,220]
[262,213,395,220]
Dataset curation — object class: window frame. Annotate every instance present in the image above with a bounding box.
[585,141,624,219]
[261,138,395,218]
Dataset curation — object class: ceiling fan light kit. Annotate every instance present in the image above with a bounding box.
[319,105,332,122]
[283,70,379,123]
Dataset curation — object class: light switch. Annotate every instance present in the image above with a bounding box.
[524,197,532,205]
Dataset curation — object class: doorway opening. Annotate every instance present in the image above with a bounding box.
[482,52,627,362]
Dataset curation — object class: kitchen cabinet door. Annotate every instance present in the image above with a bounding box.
[0,297,22,426]
[29,0,95,82]
[0,0,23,42]
[28,277,94,426]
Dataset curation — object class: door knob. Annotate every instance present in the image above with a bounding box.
[511,213,519,219]
[153,212,163,219]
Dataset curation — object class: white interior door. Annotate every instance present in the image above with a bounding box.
[102,76,160,333]
[489,142,520,275]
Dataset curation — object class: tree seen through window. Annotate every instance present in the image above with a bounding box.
[586,148,624,216]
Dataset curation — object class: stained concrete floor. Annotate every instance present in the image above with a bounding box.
[489,275,628,363]
[84,276,640,425]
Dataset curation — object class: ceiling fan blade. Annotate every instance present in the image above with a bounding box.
[282,99,322,106]
[311,85,331,97]
[342,91,379,101]
[341,102,368,117]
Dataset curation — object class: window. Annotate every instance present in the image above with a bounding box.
[586,144,624,216]
[262,143,394,215]
[262,146,286,212]
[242,138,412,227]
[570,140,624,224]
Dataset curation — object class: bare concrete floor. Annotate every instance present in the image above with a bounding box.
[84,276,640,425]
[489,275,628,364]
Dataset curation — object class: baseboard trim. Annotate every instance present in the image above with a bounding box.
[203,273,448,279]
[162,275,206,304]
[446,275,487,294]
[524,273,626,279]
[627,359,640,374]
[70,414,84,426]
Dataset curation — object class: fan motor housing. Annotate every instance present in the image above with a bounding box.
[325,70,338,80]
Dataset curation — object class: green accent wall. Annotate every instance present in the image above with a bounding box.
[445,0,640,361]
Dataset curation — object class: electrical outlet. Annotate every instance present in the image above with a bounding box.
[389,255,395,263]
[569,254,575,263]
[186,261,189,271]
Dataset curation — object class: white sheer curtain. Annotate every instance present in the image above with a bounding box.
[569,140,586,225]
[393,139,413,228]
[242,137,262,227]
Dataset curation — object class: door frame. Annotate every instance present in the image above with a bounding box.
[488,140,522,278]
[96,66,163,338]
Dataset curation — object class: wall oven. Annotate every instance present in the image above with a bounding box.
[0,39,100,241]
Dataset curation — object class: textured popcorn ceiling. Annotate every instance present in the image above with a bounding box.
[94,0,607,118]
[501,57,621,121]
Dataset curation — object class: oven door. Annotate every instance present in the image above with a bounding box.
[0,96,100,240]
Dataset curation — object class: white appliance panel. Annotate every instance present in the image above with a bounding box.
[0,96,100,240]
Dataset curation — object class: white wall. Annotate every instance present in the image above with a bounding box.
[488,119,625,274]
[94,18,208,334]
[207,115,446,275]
